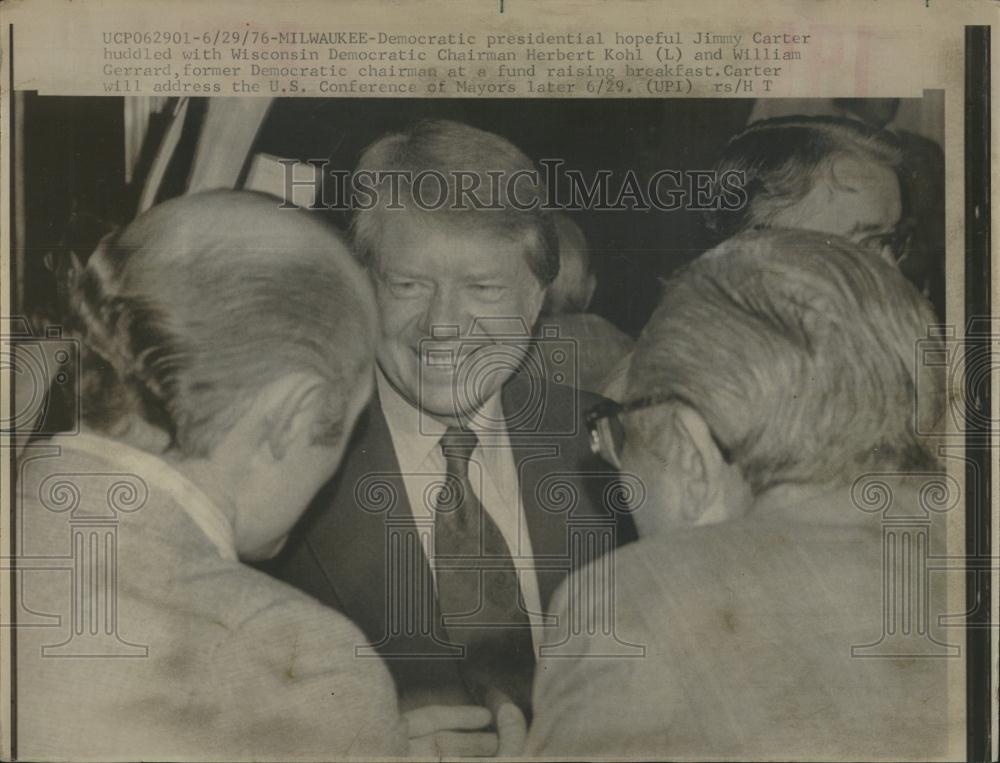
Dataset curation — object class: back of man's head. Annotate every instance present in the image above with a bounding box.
[70,190,377,456]
[628,229,943,495]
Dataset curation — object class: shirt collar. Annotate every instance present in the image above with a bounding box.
[59,431,239,561]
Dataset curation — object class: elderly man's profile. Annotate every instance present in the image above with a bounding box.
[528,229,950,760]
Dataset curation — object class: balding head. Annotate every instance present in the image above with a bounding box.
[73,190,378,455]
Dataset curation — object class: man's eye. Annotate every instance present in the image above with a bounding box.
[857,233,891,253]
[469,284,505,300]
[386,278,426,297]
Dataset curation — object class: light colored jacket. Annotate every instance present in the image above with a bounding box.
[14,433,406,761]
[527,483,958,760]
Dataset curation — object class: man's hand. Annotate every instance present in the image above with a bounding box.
[494,702,527,756]
[405,704,498,757]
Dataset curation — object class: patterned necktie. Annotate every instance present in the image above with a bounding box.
[433,426,535,716]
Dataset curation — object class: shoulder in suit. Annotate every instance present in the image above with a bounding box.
[529,498,952,759]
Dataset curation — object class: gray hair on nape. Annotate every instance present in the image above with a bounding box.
[627,229,943,495]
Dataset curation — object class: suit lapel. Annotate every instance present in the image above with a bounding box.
[311,369,577,631]
[502,368,572,611]
[304,390,428,642]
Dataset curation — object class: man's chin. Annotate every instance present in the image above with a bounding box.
[413,385,467,419]
[379,357,501,419]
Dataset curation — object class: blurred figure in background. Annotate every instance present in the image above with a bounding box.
[16,192,405,761]
[539,213,634,396]
[708,112,944,315]
[597,115,920,405]
[528,230,951,760]
[832,98,946,316]
[706,116,908,265]
[571,110,941,406]
[545,213,598,315]
[749,101,945,319]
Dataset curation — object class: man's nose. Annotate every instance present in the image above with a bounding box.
[420,288,467,337]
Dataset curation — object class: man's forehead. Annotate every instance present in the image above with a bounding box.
[378,212,531,258]
[824,149,895,185]
[822,156,901,218]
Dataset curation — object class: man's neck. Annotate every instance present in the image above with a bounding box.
[750,480,870,527]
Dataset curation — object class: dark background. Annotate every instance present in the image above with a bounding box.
[15,96,945,337]
[16,96,756,336]
[254,98,755,335]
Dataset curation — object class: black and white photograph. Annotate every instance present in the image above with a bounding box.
[0,2,993,761]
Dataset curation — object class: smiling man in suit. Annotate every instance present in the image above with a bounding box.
[266,119,637,757]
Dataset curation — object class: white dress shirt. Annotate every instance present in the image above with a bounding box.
[376,368,545,651]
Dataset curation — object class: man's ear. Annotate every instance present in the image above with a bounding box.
[669,404,746,525]
[255,374,329,462]
[526,281,547,328]
[668,405,715,521]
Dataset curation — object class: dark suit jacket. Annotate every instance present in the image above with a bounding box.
[264,366,638,710]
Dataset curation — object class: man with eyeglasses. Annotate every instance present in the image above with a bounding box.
[599,115,915,407]
[704,115,913,267]
[527,229,952,759]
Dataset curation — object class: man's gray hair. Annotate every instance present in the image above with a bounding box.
[627,229,943,494]
[350,119,559,286]
[68,191,378,456]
